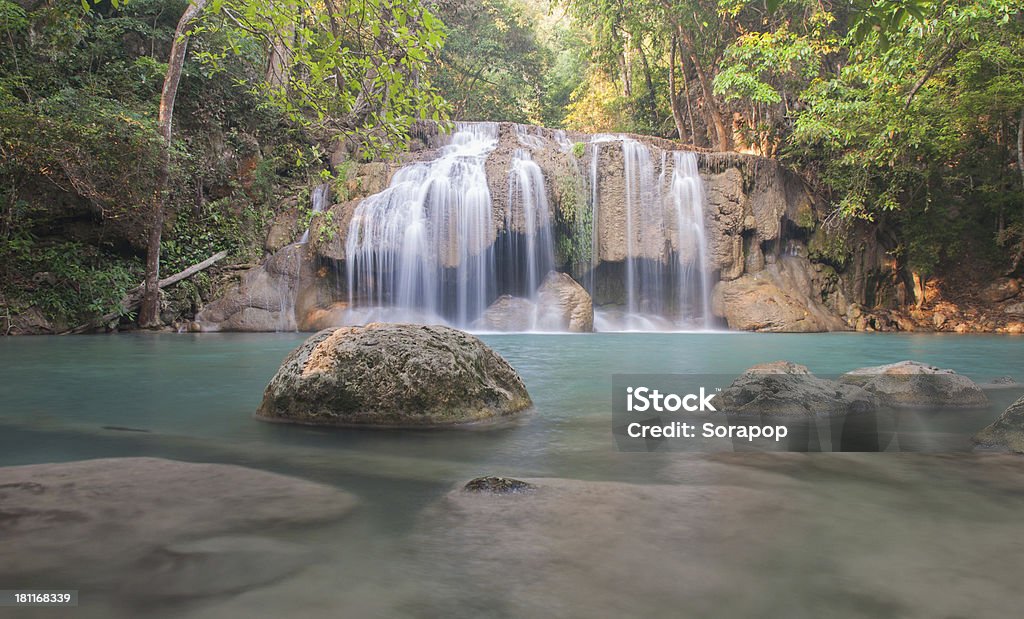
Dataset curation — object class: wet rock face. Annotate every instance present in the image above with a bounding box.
[839,361,988,408]
[717,361,878,416]
[0,458,356,593]
[711,257,849,332]
[194,243,317,332]
[256,323,532,427]
[973,395,1024,453]
[536,272,594,332]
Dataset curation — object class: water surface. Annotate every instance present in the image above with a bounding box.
[1,332,1022,618]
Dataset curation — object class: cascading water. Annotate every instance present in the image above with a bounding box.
[500,149,555,298]
[588,135,712,331]
[621,138,665,318]
[344,122,498,326]
[299,183,330,245]
[337,122,713,331]
[668,151,712,328]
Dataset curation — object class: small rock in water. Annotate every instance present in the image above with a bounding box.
[464,476,536,494]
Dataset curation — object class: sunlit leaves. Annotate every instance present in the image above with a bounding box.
[195,0,448,157]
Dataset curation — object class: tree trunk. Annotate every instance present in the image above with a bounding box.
[676,24,730,151]
[682,58,697,147]
[139,0,209,328]
[1018,107,1024,196]
[913,272,926,309]
[668,35,687,142]
[636,43,658,130]
[265,18,295,89]
[618,52,632,98]
[64,250,228,335]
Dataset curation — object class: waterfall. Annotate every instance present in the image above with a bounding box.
[299,183,331,244]
[344,122,499,326]
[500,149,555,298]
[621,138,665,318]
[668,151,711,328]
[335,122,713,331]
[589,135,712,330]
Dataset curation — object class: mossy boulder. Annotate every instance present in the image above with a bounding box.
[256,323,532,427]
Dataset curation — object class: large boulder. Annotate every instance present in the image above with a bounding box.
[0,458,356,591]
[256,323,532,426]
[536,271,594,332]
[717,361,878,417]
[475,273,594,332]
[711,258,848,332]
[839,360,988,408]
[195,243,312,332]
[476,295,537,332]
[973,395,1024,453]
[979,277,1020,304]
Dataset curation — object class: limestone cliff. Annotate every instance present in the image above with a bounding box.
[195,122,914,333]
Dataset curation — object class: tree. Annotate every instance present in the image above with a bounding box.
[139,0,208,327]
[792,0,1024,279]
[80,0,449,327]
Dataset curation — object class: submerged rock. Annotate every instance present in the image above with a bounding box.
[973,395,1024,453]
[0,458,356,588]
[983,376,1020,389]
[256,323,532,426]
[464,476,536,494]
[717,361,877,416]
[839,360,988,408]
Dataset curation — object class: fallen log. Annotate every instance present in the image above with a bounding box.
[61,250,229,335]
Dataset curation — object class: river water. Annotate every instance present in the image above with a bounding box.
[1,332,1022,618]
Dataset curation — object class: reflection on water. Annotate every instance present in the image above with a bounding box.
[0,332,1022,617]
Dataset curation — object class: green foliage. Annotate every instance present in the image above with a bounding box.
[553,170,592,267]
[0,233,143,327]
[162,198,271,274]
[195,0,450,157]
[807,222,852,269]
[430,0,547,123]
[790,0,1024,272]
[315,210,336,245]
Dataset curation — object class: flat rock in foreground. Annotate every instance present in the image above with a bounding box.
[0,457,357,591]
[256,323,532,427]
